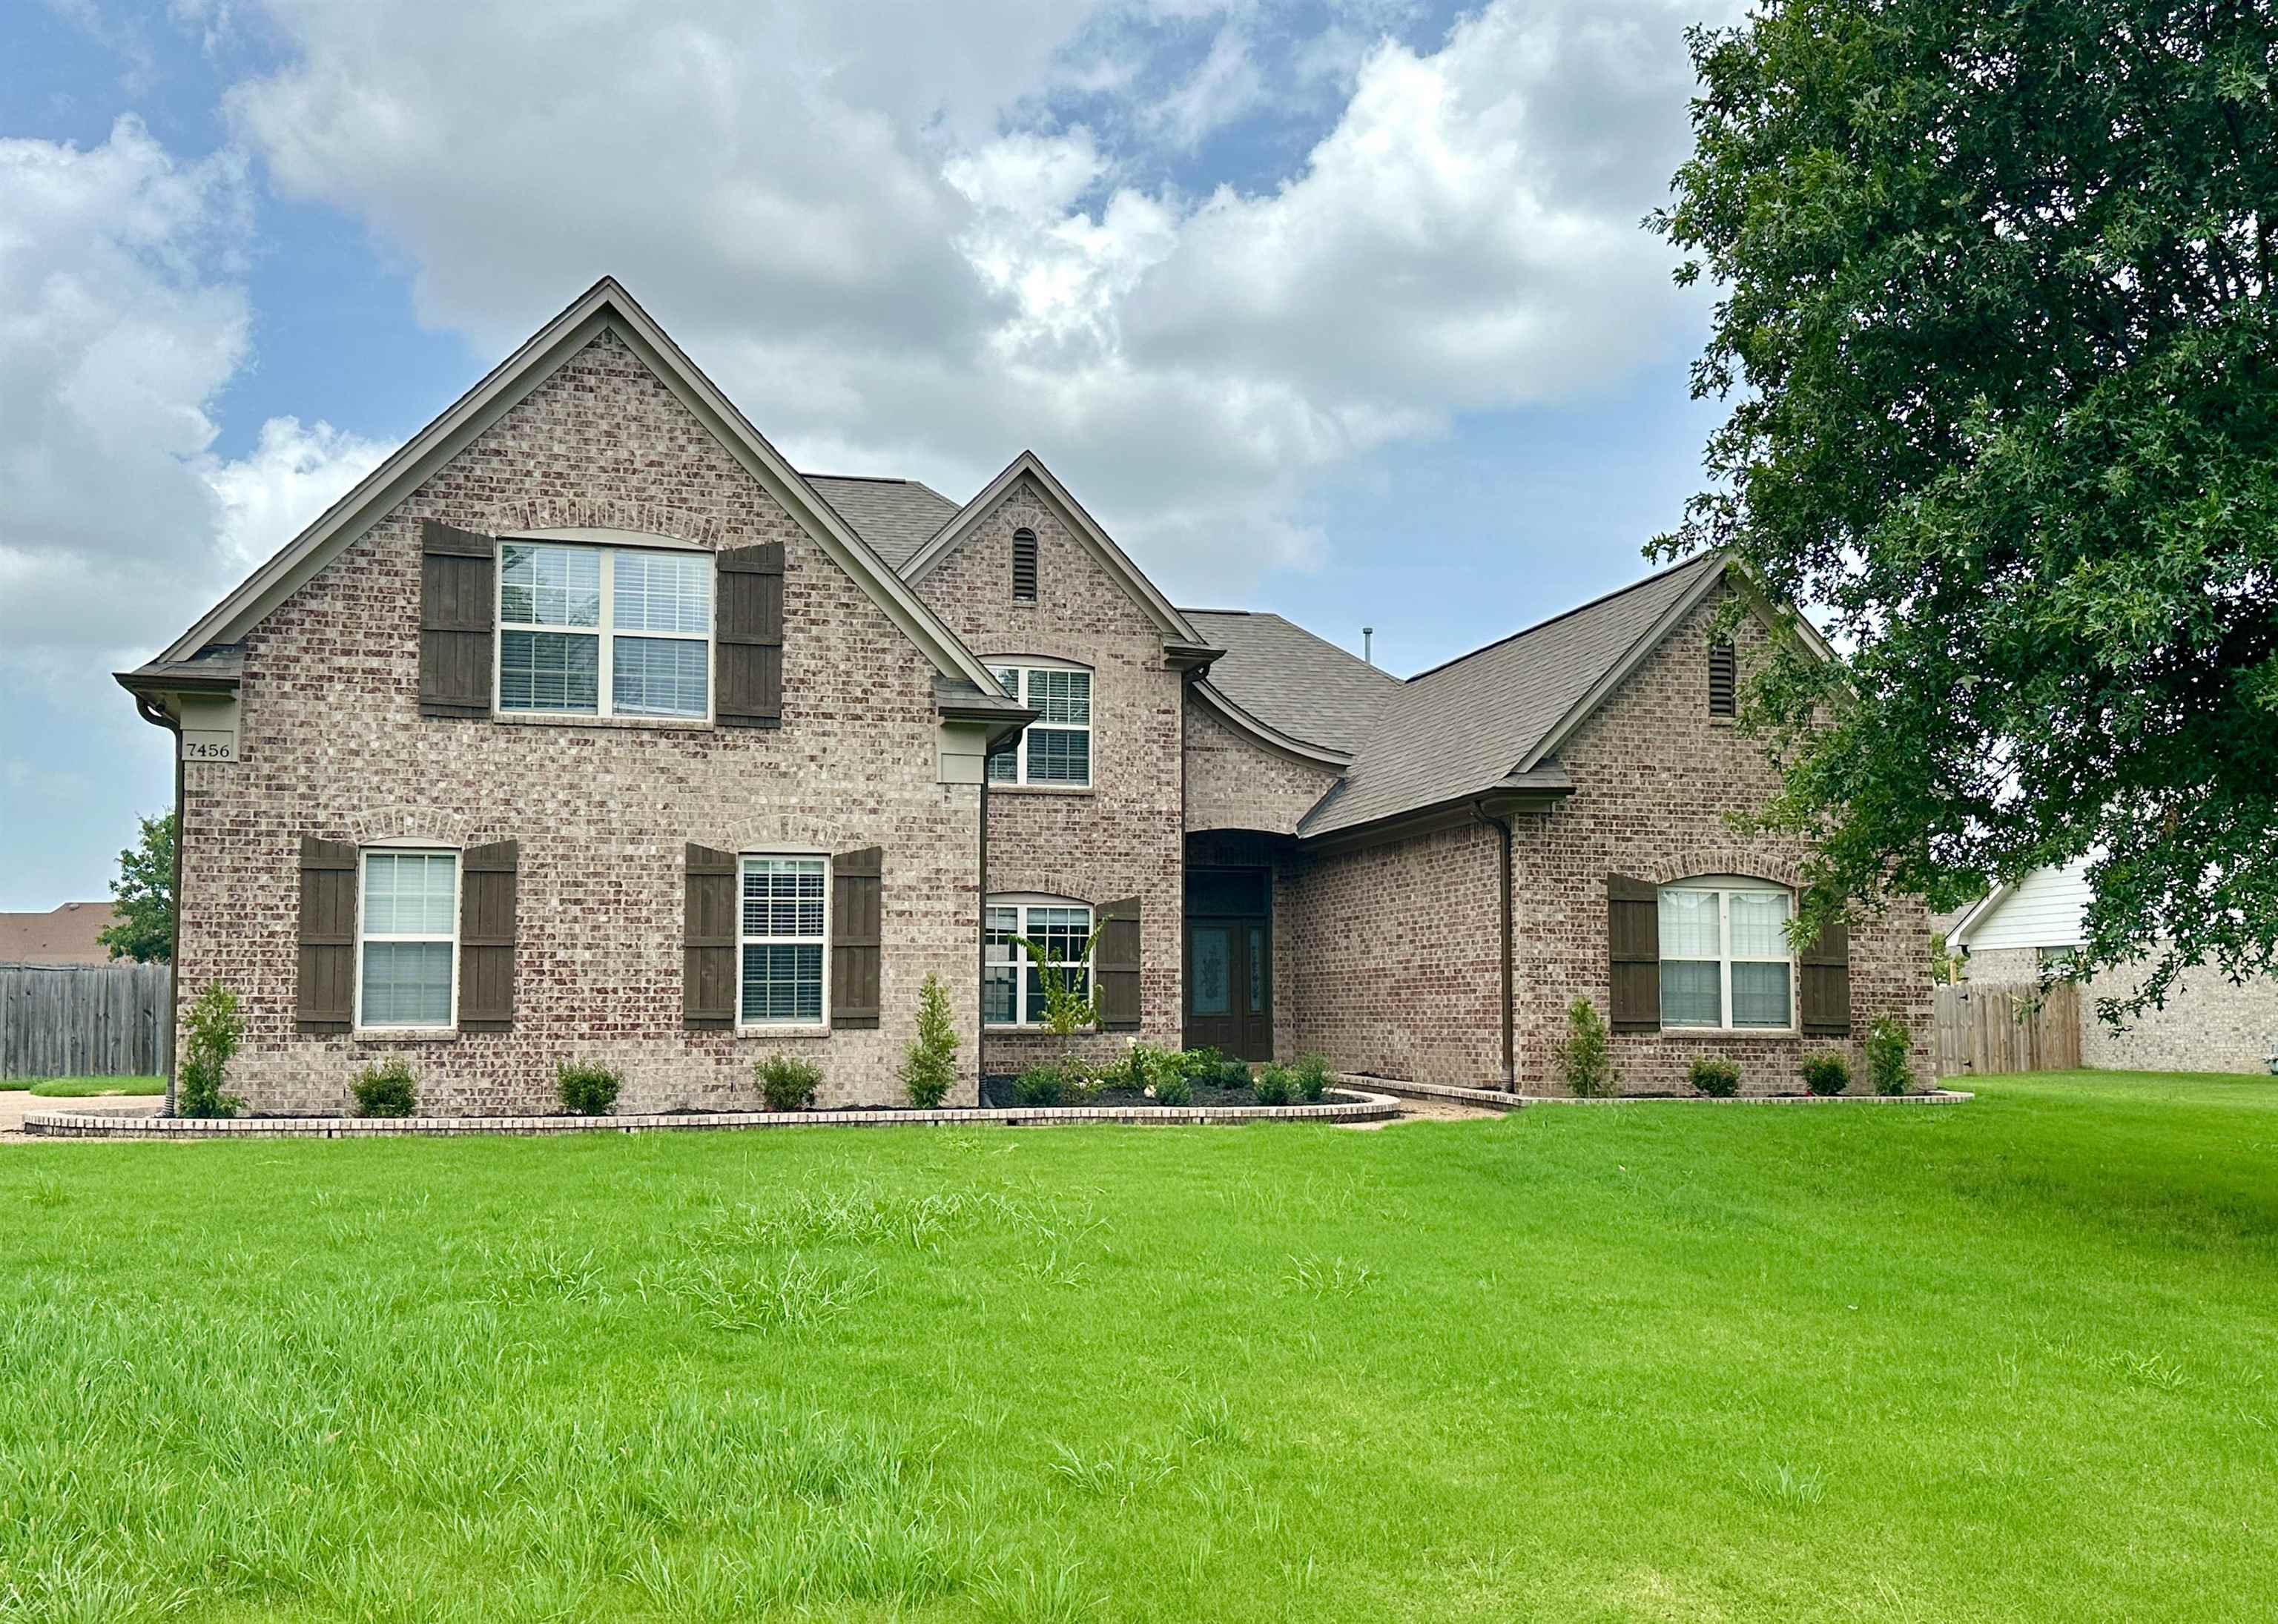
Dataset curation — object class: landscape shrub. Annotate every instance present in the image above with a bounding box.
[1865,1017,1915,1095]
[1800,1053,1852,1097]
[350,1059,419,1118]
[1252,1066,1295,1106]
[1149,1068,1194,1106]
[1291,1052,1332,1103]
[1688,1057,1741,1098]
[555,1061,622,1116]
[756,1055,823,1112]
[899,974,959,1108]
[1013,1061,1068,1106]
[1178,1046,1229,1082]
[176,983,244,1119]
[1126,1042,1189,1103]
[1556,997,1616,1097]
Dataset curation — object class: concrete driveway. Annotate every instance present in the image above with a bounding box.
[0,1086,159,1143]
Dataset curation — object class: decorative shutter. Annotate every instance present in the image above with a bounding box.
[716,543,784,728]
[831,848,882,1029]
[684,843,738,1027]
[1607,874,1660,1032]
[1800,916,1852,1036]
[1707,641,1737,717]
[1096,897,1141,1030]
[419,519,495,717]
[297,836,357,1031]
[458,840,518,1031]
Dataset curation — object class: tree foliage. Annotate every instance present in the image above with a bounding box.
[99,811,174,963]
[1654,0,2278,1011]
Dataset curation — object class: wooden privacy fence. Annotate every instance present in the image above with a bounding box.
[0,963,171,1079]
[1933,980,2081,1077]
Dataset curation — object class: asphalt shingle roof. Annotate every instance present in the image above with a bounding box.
[802,475,961,569]
[1181,610,1401,754]
[1299,555,1722,837]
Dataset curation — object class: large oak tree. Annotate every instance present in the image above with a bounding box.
[1655,0,2278,1008]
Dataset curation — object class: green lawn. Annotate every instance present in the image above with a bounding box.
[17,1075,165,1097]
[2,1072,2274,1622]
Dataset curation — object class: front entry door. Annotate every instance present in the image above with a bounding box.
[1184,915,1272,1061]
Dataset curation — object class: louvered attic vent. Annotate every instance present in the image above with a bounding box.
[1011,529,1038,601]
[1707,640,1737,717]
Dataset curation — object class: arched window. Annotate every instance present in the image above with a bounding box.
[1658,876,1793,1029]
[984,894,1092,1027]
[1011,528,1039,601]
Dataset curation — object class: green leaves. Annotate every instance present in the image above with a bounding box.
[98,810,174,963]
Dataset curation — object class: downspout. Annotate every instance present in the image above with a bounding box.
[1473,799,1515,1091]
[134,695,184,1116]
[977,765,990,1104]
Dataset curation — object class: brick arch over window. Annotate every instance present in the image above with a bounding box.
[1645,848,1804,889]
[473,497,748,547]
[341,809,483,846]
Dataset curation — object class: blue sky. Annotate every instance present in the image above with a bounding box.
[1,0,1731,911]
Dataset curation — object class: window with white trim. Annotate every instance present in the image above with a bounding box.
[1658,879,1794,1029]
[986,663,1091,787]
[984,897,1093,1027]
[359,849,458,1028]
[740,856,828,1026]
[497,541,712,719]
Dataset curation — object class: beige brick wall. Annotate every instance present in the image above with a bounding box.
[1183,700,1341,836]
[915,475,1185,1072]
[177,331,982,1115]
[1970,946,2278,1074]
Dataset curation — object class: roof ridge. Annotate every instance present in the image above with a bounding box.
[1185,607,1400,685]
[1401,552,1719,687]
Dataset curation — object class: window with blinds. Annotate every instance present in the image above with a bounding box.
[497,541,712,720]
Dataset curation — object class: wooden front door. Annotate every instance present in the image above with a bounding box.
[1183,866,1273,1060]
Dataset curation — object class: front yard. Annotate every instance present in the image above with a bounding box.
[1,1072,2272,1621]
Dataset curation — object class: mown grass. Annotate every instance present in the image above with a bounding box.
[1,1071,2274,1621]
[20,1075,165,1097]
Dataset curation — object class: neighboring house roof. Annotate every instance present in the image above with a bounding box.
[802,475,960,570]
[1950,859,2093,951]
[1300,554,1725,838]
[1181,610,1399,755]
[0,902,119,965]
[127,277,1008,702]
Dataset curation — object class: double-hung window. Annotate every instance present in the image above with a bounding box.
[359,849,458,1028]
[1659,879,1794,1030]
[740,856,827,1026]
[984,898,1093,1027]
[497,541,712,720]
[986,663,1091,787]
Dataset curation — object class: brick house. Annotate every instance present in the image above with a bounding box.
[119,280,1928,1114]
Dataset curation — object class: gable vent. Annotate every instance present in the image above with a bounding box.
[1707,640,1737,717]
[1011,529,1038,601]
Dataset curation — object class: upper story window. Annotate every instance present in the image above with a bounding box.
[1707,639,1737,718]
[1011,528,1039,601]
[359,848,458,1029]
[497,541,711,720]
[986,661,1092,787]
[1659,878,1792,1030]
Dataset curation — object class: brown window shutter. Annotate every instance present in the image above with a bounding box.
[1011,529,1039,601]
[419,519,495,717]
[1707,640,1737,717]
[459,839,518,1031]
[297,835,357,1031]
[716,542,784,728]
[684,843,738,1027]
[1800,915,1852,1036]
[831,847,882,1029]
[1096,897,1141,1030]
[1608,874,1660,1032]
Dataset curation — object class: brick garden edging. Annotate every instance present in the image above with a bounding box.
[22,1089,1402,1140]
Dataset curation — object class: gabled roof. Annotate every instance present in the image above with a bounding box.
[803,475,961,570]
[0,902,119,966]
[1181,610,1399,755]
[1300,554,1725,838]
[900,451,1211,655]
[138,277,1005,697]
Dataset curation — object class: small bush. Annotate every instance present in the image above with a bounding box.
[1013,1061,1068,1106]
[1556,997,1616,1097]
[1178,1046,1227,1080]
[1291,1052,1332,1103]
[176,983,244,1119]
[1800,1052,1852,1096]
[1688,1057,1741,1098]
[555,1061,622,1116]
[1252,1066,1295,1106]
[899,974,960,1108]
[756,1054,822,1112]
[1865,1017,1915,1095]
[1149,1068,1193,1106]
[350,1059,419,1118]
